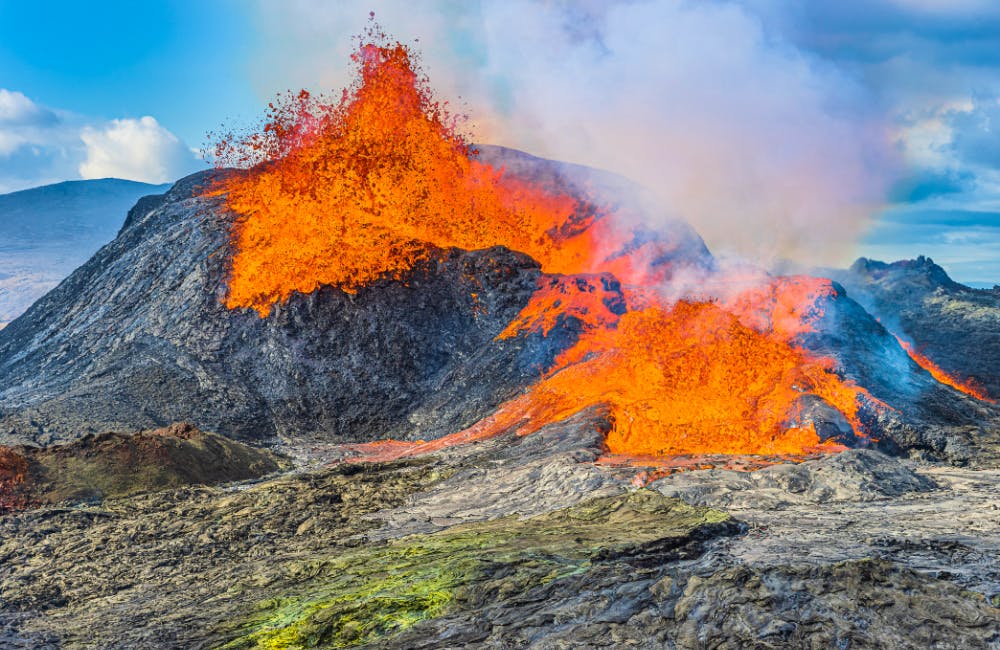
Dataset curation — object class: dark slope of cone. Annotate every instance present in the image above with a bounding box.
[793,282,999,464]
[0,148,709,447]
[831,256,1000,399]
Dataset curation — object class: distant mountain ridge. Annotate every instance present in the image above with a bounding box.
[829,256,1000,399]
[0,178,171,326]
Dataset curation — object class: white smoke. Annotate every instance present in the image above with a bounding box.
[249,0,899,266]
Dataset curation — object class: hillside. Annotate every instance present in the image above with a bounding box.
[0,156,713,447]
[830,256,1000,399]
[0,178,171,327]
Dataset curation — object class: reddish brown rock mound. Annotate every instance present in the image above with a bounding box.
[0,423,282,512]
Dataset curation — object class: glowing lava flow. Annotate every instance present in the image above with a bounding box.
[211,22,879,459]
[489,277,873,456]
[894,335,993,402]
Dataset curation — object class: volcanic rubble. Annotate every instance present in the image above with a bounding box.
[0,155,998,648]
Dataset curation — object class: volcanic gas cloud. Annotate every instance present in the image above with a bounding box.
[209,22,986,458]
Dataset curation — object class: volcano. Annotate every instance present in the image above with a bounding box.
[0,37,994,463]
[0,25,998,649]
[1,148,995,463]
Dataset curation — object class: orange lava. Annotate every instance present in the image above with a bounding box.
[894,335,993,402]
[486,298,869,456]
[497,273,630,339]
[209,25,626,316]
[210,21,880,460]
[333,422,513,465]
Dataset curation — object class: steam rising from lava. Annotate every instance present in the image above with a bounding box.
[248,1,898,266]
[208,21,916,457]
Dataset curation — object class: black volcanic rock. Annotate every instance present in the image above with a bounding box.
[0,149,711,447]
[831,256,1000,399]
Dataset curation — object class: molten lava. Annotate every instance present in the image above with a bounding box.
[497,274,630,340]
[489,287,872,456]
[212,21,880,460]
[209,24,626,316]
[894,335,993,402]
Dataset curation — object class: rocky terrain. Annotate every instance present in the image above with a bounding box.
[0,413,996,648]
[0,178,170,328]
[0,422,283,512]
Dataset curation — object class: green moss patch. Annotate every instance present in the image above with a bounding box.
[220,490,734,649]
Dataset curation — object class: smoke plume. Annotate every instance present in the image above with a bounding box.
[248,0,899,266]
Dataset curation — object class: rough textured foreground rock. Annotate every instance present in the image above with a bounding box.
[653,448,938,508]
[0,415,997,649]
[669,559,998,649]
[221,490,738,649]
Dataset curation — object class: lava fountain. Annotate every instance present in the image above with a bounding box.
[208,21,916,459]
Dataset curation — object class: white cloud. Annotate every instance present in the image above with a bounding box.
[0,88,61,125]
[79,116,197,184]
[0,89,83,190]
[0,90,200,193]
[0,89,63,156]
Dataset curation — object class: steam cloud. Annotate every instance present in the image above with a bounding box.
[250,0,899,266]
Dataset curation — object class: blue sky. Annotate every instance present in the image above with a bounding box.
[1,0,999,285]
